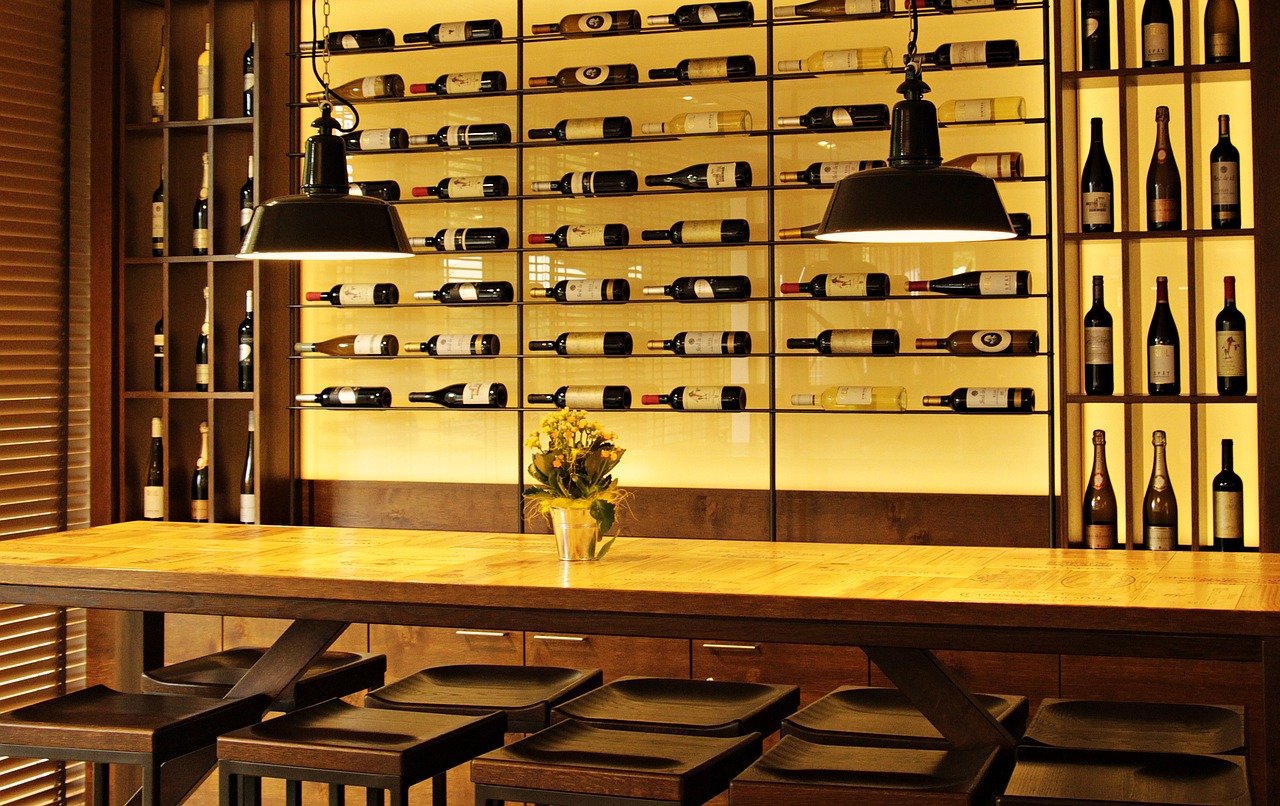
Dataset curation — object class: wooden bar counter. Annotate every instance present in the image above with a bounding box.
[0,522,1278,802]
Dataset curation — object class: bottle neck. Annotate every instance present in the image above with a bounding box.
[1155,279,1169,304]
[1152,444,1168,477]
[1154,118,1172,151]
[1092,441,1108,476]
[1092,278,1105,304]
[1223,275,1236,306]
[1222,440,1234,471]
[1090,119,1103,143]
[1219,115,1231,140]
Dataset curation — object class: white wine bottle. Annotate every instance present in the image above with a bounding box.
[776,47,893,73]
[305,75,405,101]
[239,412,254,525]
[196,24,212,119]
[942,152,1023,179]
[775,0,892,18]
[937,96,1026,124]
[143,417,164,520]
[791,386,907,411]
[151,36,166,122]
[294,334,399,357]
[641,110,752,134]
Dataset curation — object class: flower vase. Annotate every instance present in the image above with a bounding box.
[551,506,601,561]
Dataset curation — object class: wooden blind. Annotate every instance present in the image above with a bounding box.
[0,0,88,804]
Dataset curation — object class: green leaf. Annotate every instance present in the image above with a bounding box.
[593,535,617,560]
[590,499,616,535]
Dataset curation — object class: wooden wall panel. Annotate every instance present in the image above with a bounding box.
[524,487,772,541]
[525,633,690,682]
[370,625,523,681]
[301,480,522,532]
[693,642,870,706]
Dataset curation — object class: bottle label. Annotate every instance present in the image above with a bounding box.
[1082,191,1112,226]
[681,386,724,410]
[971,154,1012,178]
[151,202,164,239]
[949,41,988,65]
[564,280,605,301]
[338,285,375,305]
[431,334,474,356]
[966,388,1009,409]
[951,0,989,6]
[154,334,165,356]
[193,227,209,251]
[1214,491,1244,539]
[445,72,484,94]
[336,387,358,405]
[686,58,729,79]
[573,66,611,86]
[977,272,1018,295]
[819,162,858,183]
[569,173,588,194]
[239,338,252,363]
[679,112,721,133]
[1212,162,1239,207]
[834,386,874,406]
[564,332,608,354]
[574,13,615,32]
[697,5,719,23]
[359,129,392,150]
[1148,344,1176,383]
[705,163,742,188]
[681,331,724,355]
[693,279,715,298]
[447,176,486,198]
[1151,198,1178,225]
[565,224,607,246]
[240,206,253,228]
[1084,524,1116,550]
[151,92,164,118]
[457,282,479,300]
[831,108,855,127]
[1210,32,1236,59]
[822,274,870,297]
[1146,524,1176,551]
[1143,23,1170,62]
[442,228,467,251]
[239,493,255,524]
[461,382,494,405]
[971,331,1012,353]
[143,486,164,519]
[1217,330,1246,378]
[952,99,994,122]
[436,22,467,43]
[191,499,209,522]
[197,65,210,110]
[564,118,607,139]
[680,220,727,243]
[845,1,884,15]
[821,50,861,71]
[441,126,465,146]
[1084,326,1113,365]
[829,330,874,354]
[341,34,359,49]
[565,386,609,409]
[360,76,381,97]
[195,363,210,386]
[353,334,387,355]
[243,71,255,93]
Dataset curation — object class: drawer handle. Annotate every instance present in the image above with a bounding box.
[454,630,507,638]
[532,635,587,642]
[701,643,760,651]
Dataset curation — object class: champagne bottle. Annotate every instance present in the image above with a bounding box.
[528,117,632,141]
[1082,429,1118,549]
[1204,0,1240,64]
[411,72,506,95]
[306,283,400,306]
[780,272,890,299]
[1147,275,1180,395]
[349,181,400,201]
[787,329,900,355]
[143,417,164,520]
[647,331,752,356]
[409,228,510,252]
[528,331,634,356]
[1141,430,1177,550]
[342,128,410,152]
[1213,439,1244,551]
[239,411,254,525]
[1081,0,1110,70]
[192,152,210,255]
[641,386,748,410]
[408,382,508,408]
[295,386,393,408]
[242,23,255,116]
[641,219,750,244]
[196,24,212,119]
[191,421,209,522]
[304,74,405,101]
[404,334,501,357]
[907,270,1030,297]
[413,281,515,304]
[528,224,629,248]
[647,3,755,27]
[412,176,509,200]
[403,20,503,45]
[239,155,254,241]
[1210,114,1241,229]
[1142,0,1175,66]
[937,96,1026,124]
[779,161,886,185]
[412,124,512,148]
[642,275,751,301]
[942,152,1023,179]
[777,48,894,72]
[321,29,395,51]
[151,35,166,122]
[1147,106,1182,231]
[641,110,753,134]
[294,334,399,357]
[778,223,820,240]
[915,329,1040,356]
[791,386,907,412]
[645,162,752,190]
[908,0,1015,10]
[527,64,639,89]
[237,290,253,392]
[1083,275,1114,395]
[528,386,632,410]
[922,387,1035,412]
[775,0,892,18]
[1216,275,1247,395]
[532,279,631,303]
[532,11,643,36]
[776,104,891,130]
[1081,117,1114,232]
[924,40,1020,69]
[151,173,165,256]
[531,170,638,196]
[649,55,756,82]
[195,287,210,391]
[153,317,164,391]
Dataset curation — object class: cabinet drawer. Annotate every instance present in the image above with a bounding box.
[693,641,869,705]
[871,650,1059,703]
[525,633,690,681]
[370,625,523,681]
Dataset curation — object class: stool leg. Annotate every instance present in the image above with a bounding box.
[285,779,303,806]
[239,775,262,806]
[388,785,408,806]
[430,774,445,806]
[365,788,384,806]
[141,763,160,806]
[91,763,109,806]
[328,784,345,806]
[219,767,238,806]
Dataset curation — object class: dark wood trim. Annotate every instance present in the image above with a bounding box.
[301,479,523,532]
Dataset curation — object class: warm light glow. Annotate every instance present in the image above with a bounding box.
[815,229,1018,244]
[239,249,412,260]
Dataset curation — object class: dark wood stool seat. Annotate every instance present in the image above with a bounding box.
[552,676,800,737]
[997,746,1251,804]
[783,685,1028,748]
[144,647,387,712]
[364,663,602,733]
[472,720,762,806]
[1023,698,1247,755]
[729,735,1010,805]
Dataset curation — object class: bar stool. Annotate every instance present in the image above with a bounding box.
[0,685,269,806]
[1021,698,1246,755]
[217,699,504,806]
[997,746,1250,804]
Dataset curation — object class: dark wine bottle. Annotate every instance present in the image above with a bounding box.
[195,287,210,392]
[915,329,1040,356]
[1083,275,1114,395]
[640,219,750,244]
[645,162,752,190]
[239,156,254,242]
[1210,114,1241,229]
[408,382,508,408]
[413,281,515,304]
[1141,0,1175,66]
[410,71,506,95]
[192,152,209,256]
[239,411,254,524]
[908,0,1014,11]
[1213,438,1244,551]
[1082,429,1118,549]
[323,28,395,51]
[1141,429,1178,550]
[151,174,165,256]
[153,317,164,391]
[779,161,885,185]
[528,386,633,410]
[412,176,509,200]
[414,124,512,149]
[1147,106,1182,231]
[350,180,400,201]
[306,283,399,306]
[341,128,410,152]
[531,170,639,196]
[641,386,748,410]
[410,228,510,252]
[907,271,1030,297]
[237,290,253,392]
[528,116,632,141]
[532,11,643,36]
[143,417,164,521]
[531,279,631,303]
[780,273,889,299]
[648,331,752,356]
[1147,275,1180,395]
[404,20,502,45]
[776,104,890,130]
[646,3,755,28]
[923,40,1020,69]
[1216,275,1247,395]
[528,331,634,356]
[295,386,392,408]
[528,224,629,248]
[649,55,756,82]
[787,329,900,355]
[1081,117,1114,233]
[527,64,639,89]
[1081,0,1110,70]
[403,334,501,357]
[242,24,255,116]
[921,387,1035,413]
[190,421,209,523]
[1205,0,1240,64]
[641,275,751,301]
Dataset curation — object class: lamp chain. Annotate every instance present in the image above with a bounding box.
[310,0,358,131]
[905,1,922,78]
[320,0,331,89]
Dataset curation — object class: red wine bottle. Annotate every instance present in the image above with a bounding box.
[1147,275,1180,395]
[413,281,514,304]
[404,20,503,45]
[641,219,750,244]
[295,386,392,408]
[408,382,508,407]
[322,29,395,51]
[410,228,510,252]
[403,334,501,357]
[528,385,632,410]
[907,271,1030,297]
[1210,114,1241,229]
[1082,429,1118,549]
[1081,0,1110,70]
[414,124,512,149]
[646,3,754,28]
[1216,275,1247,395]
[1081,117,1114,232]
[915,329,1039,356]
[531,170,638,196]
[1146,106,1182,231]
[411,71,506,95]
[908,0,1014,11]
[641,386,747,410]
[924,39,1020,69]
[527,64,639,89]
[776,104,890,130]
[779,160,885,185]
[143,416,164,520]
[1083,275,1114,395]
[922,387,1035,412]
[349,180,399,201]
[528,116,632,141]
[528,331,634,356]
[787,329,899,355]
[151,173,165,256]
[528,224,629,248]
[306,283,399,306]
[532,11,643,37]
[647,331,752,356]
[648,55,756,82]
[645,162,752,190]
[237,291,253,392]
[780,272,889,299]
[641,275,751,301]
[531,279,631,303]
[1213,438,1244,551]
[412,176,509,199]
[153,317,164,391]
[1141,0,1175,66]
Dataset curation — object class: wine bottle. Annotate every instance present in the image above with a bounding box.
[908,0,1015,10]
[322,28,396,51]
[528,331,634,356]
[1204,0,1240,64]
[641,219,750,244]
[411,124,512,148]
[647,331,752,356]
[777,223,820,240]
[776,104,890,130]
[649,55,756,82]
[151,173,165,256]
[408,382,508,408]
[528,116,632,141]
[1081,0,1110,70]
[349,181,401,201]
[242,23,255,116]
[403,20,503,45]
[528,224,629,248]
[304,74,405,102]
[1216,275,1247,395]
[915,329,1040,356]
[645,162,752,190]
[151,36,165,122]
[1210,114,1241,229]
[411,71,506,95]
[143,417,164,521]
[1141,430,1178,550]
[641,110,753,134]
[1147,106,1182,231]
[922,387,1035,413]
[527,64,639,89]
[1009,213,1033,238]
[195,287,210,392]
[1082,429,1118,549]
[1147,275,1180,395]
[647,3,754,27]
[409,228,510,252]
[153,317,164,391]
[780,273,890,299]
[532,279,631,303]
[192,152,209,255]
[532,11,643,36]
[642,275,752,301]
[937,96,1026,123]
[942,152,1023,179]
[1083,275,1114,395]
[413,176,509,200]
[1213,439,1244,551]
[239,155,254,242]
[1081,117,1114,232]
[777,48,894,73]
[295,386,393,408]
[780,161,886,185]
[191,421,209,523]
[404,334,501,357]
[775,0,892,18]
[342,128,410,152]
[924,40,1020,69]
[413,281,515,304]
[237,290,253,392]
[197,24,212,120]
[907,270,1030,297]
[641,386,748,410]
[787,329,900,355]
[791,386,907,411]
[531,170,638,196]
[294,334,399,357]
[239,411,254,525]
[306,283,399,306]
[528,386,633,410]
[1142,0,1175,66]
